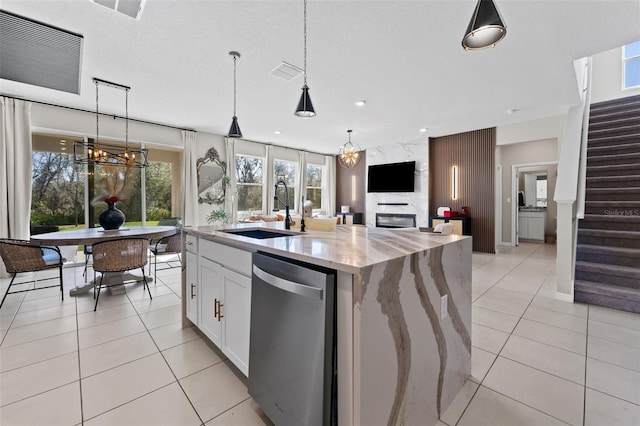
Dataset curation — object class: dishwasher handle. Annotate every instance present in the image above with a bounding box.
[253,265,324,300]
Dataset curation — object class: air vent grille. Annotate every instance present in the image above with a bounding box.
[0,10,83,94]
[269,62,303,81]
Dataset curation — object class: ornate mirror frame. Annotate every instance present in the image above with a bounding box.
[196,147,227,204]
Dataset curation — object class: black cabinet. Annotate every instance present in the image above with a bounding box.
[428,216,472,236]
[337,212,363,225]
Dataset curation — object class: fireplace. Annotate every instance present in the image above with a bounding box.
[376,213,417,228]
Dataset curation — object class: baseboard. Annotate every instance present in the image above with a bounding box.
[555,289,574,303]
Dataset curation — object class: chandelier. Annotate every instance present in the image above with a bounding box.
[73,78,148,168]
[338,130,361,168]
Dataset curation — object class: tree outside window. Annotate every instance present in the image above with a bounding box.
[306,164,323,210]
[623,40,640,89]
[274,160,296,210]
[236,155,264,212]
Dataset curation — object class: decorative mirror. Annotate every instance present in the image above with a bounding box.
[197,147,228,204]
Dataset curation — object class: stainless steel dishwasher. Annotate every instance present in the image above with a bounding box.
[249,252,336,426]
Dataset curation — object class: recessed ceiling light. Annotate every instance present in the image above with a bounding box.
[60,147,66,151]
[354,100,366,107]
[274,130,281,135]
[507,108,519,114]
[419,128,428,133]
[60,139,66,144]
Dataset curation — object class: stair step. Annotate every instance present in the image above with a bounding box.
[574,280,640,314]
[586,175,640,188]
[590,94,640,112]
[586,163,640,177]
[588,132,640,147]
[587,152,640,166]
[575,261,640,288]
[576,243,640,267]
[587,142,640,156]
[577,228,640,248]
[588,123,640,138]
[578,215,640,232]
[585,187,640,202]
[588,111,640,129]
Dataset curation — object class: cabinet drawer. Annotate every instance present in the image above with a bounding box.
[185,234,198,254]
[200,239,252,276]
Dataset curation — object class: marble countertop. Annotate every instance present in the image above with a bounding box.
[184,223,470,274]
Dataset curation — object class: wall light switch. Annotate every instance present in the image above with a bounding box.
[440,295,448,320]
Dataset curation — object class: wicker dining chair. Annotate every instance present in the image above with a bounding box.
[91,237,151,311]
[0,239,64,309]
[148,231,182,280]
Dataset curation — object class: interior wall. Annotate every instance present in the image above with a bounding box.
[498,139,558,244]
[335,152,366,222]
[429,128,495,253]
[591,45,640,103]
[365,141,429,228]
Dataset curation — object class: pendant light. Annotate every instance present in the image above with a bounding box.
[295,0,316,117]
[462,0,507,50]
[338,130,361,168]
[73,78,147,168]
[227,51,242,138]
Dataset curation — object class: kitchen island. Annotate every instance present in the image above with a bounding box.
[182,223,471,426]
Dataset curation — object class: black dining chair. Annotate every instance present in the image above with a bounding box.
[148,231,182,281]
[91,237,151,311]
[0,239,64,309]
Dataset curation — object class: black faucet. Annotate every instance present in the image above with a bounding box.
[273,178,292,230]
[300,196,306,232]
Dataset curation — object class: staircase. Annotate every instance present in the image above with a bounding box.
[574,94,640,313]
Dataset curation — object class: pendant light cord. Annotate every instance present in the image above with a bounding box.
[125,87,129,150]
[233,54,237,116]
[303,0,307,85]
[95,80,99,145]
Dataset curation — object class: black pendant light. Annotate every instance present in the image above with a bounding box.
[227,51,242,138]
[295,0,316,117]
[462,0,507,50]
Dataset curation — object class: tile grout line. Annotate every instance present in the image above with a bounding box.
[453,244,549,424]
[74,296,85,425]
[124,285,207,425]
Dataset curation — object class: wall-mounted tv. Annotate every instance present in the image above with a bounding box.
[367,161,416,193]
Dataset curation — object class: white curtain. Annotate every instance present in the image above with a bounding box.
[0,97,33,277]
[224,137,237,220]
[182,130,199,227]
[264,145,274,213]
[297,151,308,215]
[322,155,336,216]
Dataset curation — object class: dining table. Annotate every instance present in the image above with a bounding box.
[31,226,178,296]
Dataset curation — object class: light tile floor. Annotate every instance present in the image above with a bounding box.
[0,243,638,425]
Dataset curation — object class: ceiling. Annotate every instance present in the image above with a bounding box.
[1,1,639,155]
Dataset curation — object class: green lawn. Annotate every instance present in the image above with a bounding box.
[58,221,160,231]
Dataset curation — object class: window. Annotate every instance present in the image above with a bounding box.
[145,147,181,224]
[236,155,264,212]
[623,40,640,89]
[274,160,297,210]
[31,140,85,231]
[306,164,323,210]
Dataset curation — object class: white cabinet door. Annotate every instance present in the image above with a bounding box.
[198,257,223,347]
[518,216,528,239]
[529,216,545,241]
[185,252,198,324]
[220,267,251,376]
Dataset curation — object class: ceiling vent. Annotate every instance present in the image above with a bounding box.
[269,62,303,81]
[0,10,83,94]
[92,0,146,20]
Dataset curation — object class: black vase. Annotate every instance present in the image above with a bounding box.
[98,202,125,230]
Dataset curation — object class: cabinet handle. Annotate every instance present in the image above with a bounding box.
[214,298,219,318]
[190,283,196,299]
[218,302,224,321]
[186,241,193,245]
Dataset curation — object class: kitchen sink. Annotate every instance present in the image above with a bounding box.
[222,229,296,239]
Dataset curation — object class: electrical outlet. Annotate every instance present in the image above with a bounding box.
[440,295,448,320]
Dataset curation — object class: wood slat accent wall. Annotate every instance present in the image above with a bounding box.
[429,128,495,253]
[335,152,366,221]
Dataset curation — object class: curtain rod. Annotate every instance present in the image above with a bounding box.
[1,93,195,132]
